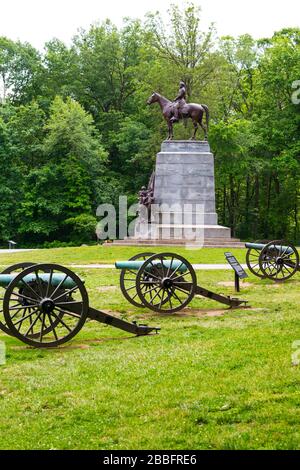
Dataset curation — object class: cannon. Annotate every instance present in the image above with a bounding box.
[0,262,159,348]
[245,240,299,281]
[116,252,247,313]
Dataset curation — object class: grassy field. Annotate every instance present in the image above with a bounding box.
[0,244,246,266]
[0,245,300,449]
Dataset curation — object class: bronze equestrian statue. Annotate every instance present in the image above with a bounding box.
[147,81,209,141]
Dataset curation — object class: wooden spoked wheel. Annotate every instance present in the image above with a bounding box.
[119,252,155,308]
[3,264,89,348]
[0,262,37,336]
[136,253,197,313]
[259,240,299,281]
[245,241,269,278]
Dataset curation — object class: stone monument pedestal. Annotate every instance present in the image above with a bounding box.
[114,140,242,247]
[151,140,230,243]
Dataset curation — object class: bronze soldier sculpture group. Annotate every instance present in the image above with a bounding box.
[138,171,155,222]
[147,81,209,141]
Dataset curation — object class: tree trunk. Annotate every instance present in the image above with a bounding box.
[229,174,235,237]
[253,173,259,239]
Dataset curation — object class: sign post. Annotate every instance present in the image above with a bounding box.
[224,252,248,292]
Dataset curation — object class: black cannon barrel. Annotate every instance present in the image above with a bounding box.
[245,242,294,254]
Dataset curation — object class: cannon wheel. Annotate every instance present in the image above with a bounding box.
[1,262,37,275]
[0,262,63,340]
[0,262,37,336]
[136,253,197,313]
[259,240,299,281]
[3,263,89,348]
[120,252,155,308]
[245,241,269,278]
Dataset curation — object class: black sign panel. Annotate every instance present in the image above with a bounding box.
[224,252,248,279]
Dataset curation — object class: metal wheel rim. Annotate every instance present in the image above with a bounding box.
[246,248,265,278]
[0,262,58,338]
[120,252,155,308]
[136,252,196,313]
[259,240,299,281]
[245,240,271,278]
[0,262,37,336]
[3,263,89,348]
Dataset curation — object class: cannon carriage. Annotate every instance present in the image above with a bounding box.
[245,240,300,281]
[0,262,159,348]
[116,252,247,313]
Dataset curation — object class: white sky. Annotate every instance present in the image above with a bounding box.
[0,0,299,50]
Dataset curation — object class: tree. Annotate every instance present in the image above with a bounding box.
[18,97,108,243]
[73,19,143,117]
[39,39,79,105]
[252,29,300,239]
[0,112,22,242]
[0,37,42,103]
[109,117,154,187]
[145,2,215,99]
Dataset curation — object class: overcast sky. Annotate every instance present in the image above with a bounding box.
[0,0,299,49]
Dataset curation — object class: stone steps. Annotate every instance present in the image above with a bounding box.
[111,238,245,248]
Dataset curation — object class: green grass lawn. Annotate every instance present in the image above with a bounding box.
[0,244,246,266]
[0,246,300,449]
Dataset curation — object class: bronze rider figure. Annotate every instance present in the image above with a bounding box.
[170,81,187,123]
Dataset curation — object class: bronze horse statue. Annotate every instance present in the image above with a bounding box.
[147,92,209,141]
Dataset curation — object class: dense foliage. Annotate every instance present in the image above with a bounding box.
[0,3,299,246]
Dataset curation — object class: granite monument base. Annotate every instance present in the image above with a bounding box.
[114,140,242,247]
